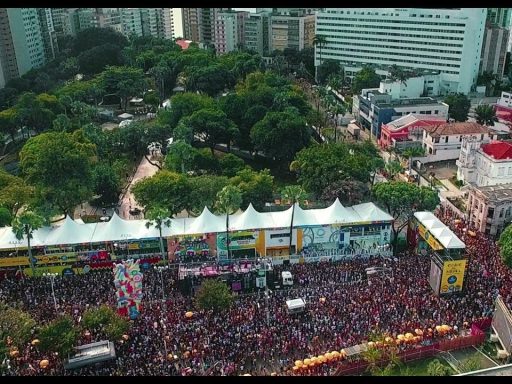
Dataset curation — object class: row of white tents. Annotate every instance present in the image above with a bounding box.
[0,199,393,250]
[413,211,465,249]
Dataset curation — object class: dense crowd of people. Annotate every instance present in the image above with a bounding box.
[1,208,511,376]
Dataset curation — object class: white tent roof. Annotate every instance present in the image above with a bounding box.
[286,298,305,310]
[231,203,269,231]
[45,216,96,246]
[0,226,51,249]
[90,213,148,243]
[185,206,226,235]
[414,211,465,249]
[118,113,133,119]
[0,201,395,249]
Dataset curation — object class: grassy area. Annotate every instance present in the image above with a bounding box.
[389,357,456,376]
[480,340,498,360]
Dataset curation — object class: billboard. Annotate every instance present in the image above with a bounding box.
[0,253,78,268]
[113,259,144,319]
[417,223,444,251]
[439,259,467,294]
[429,259,442,295]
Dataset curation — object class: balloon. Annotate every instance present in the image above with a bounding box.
[185,311,193,318]
[31,339,40,346]
[39,359,49,368]
[405,333,414,340]
[397,334,405,340]
[303,358,311,366]
[295,360,303,367]
[292,366,299,371]
[385,337,393,343]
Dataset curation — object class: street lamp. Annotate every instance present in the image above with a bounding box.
[43,272,58,312]
[156,265,169,357]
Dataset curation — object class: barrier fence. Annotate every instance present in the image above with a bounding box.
[333,321,488,376]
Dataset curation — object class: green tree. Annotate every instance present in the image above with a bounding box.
[0,304,36,356]
[78,43,124,75]
[372,181,439,254]
[19,130,97,215]
[312,34,327,68]
[39,314,79,357]
[281,185,308,256]
[317,59,341,85]
[475,104,498,126]
[165,140,197,174]
[230,168,274,211]
[132,170,189,215]
[320,179,369,206]
[351,66,381,95]
[187,175,229,215]
[11,211,45,274]
[251,110,310,163]
[0,207,12,227]
[92,163,121,207]
[52,114,72,132]
[385,160,404,180]
[457,353,482,373]
[184,108,239,153]
[293,142,382,196]
[499,224,512,268]
[0,108,19,142]
[160,92,214,130]
[186,64,234,97]
[72,27,128,55]
[444,93,470,122]
[427,359,451,376]
[98,66,147,111]
[145,205,172,262]
[196,278,234,313]
[219,153,247,177]
[81,304,130,340]
[215,185,242,260]
[0,169,34,216]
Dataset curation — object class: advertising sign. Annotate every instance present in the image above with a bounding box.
[216,231,258,255]
[440,259,467,294]
[0,253,78,268]
[113,259,144,319]
[417,223,444,251]
[428,259,442,295]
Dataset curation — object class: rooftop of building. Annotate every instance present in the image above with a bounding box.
[383,113,447,132]
[424,122,490,137]
[471,183,512,201]
[481,141,512,160]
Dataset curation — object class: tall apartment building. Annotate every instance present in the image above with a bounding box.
[213,10,248,54]
[182,8,230,46]
[95,8,122,34]
[0,8,46,88]
[315,8,487,95]
[271,10,315,51]
[182,8,200,42]
[120,8,144,37]
[479,8,511,79]
[244,11,272,56]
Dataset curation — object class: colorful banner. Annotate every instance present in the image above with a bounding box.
[0,253,78,268]
[440,259,467,294]
[113,259,144,319]
[23,265,83,277]
[216,231,258,251]
[417,223,444,251]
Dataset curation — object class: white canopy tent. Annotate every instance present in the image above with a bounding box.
[45,216,96,246]
[414,211,465,249]
[0,202,393,250]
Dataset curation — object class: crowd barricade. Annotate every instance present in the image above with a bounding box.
[333,323,487,376]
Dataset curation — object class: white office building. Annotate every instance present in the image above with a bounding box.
[315,8,487,95]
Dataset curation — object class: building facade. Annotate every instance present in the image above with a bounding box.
[244,11,272,56]
[315,8,487,95]
[467,183,512,235]
[353,88,449,138]
[422,122,494,163]
[213,10,248,54]
[379,113,447,148]
[0,8,46,88]
[480,25,509,79]
[271,12,315,51]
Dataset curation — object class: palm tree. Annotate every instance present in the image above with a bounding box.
[215,185,243,261]
[475,104,498,126]
[12,211,45,275]
[313,35,327,67]
[145,206,172,263]
[329,103,346,142]
[385,160,403,180]
[281,186,308,256]
[149,64,170,105]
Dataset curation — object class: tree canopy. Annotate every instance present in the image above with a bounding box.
[444,93,470,122]
[196,278,234,313]
[351,66,381,95]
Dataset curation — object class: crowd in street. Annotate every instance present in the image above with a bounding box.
[1,210,511,376]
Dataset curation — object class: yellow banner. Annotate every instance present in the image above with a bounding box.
[440,259,467,294]
[0,253,78,268]
[23,265,83,277]
[417,223,444,251]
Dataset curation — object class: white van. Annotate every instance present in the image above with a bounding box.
[282,271,293,286]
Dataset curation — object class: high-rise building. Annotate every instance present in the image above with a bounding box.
[271,10,316,51]
[182,8,229,45]
[213,10,248,54]
[487,8,511,28]
[0,8,46,88]
[315,8,487,95]
[120,8,144,37]
[480,8,511,79]
[182,8,200,42]
[244,11,272,56]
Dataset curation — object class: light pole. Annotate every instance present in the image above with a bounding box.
[43,272,58,312]
[156,265,169,357]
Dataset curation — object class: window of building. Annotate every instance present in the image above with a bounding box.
[445,136,448,143]
[499,167,505,176]
[500,208,504,218]
[434,137,439,143]
[488,208,494,218]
